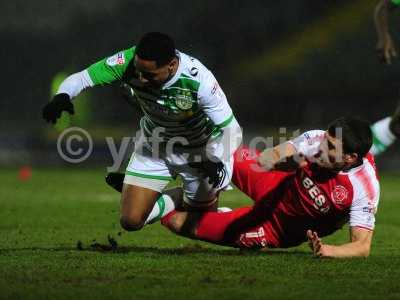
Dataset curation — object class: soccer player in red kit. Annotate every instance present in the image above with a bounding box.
[160,117,380,258]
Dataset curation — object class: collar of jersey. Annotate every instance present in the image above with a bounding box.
[162,50,183,89]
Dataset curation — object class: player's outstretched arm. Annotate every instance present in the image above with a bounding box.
[258,130,325,171]
[42,70,93,123]
[257,142,306,171]
[374,0,398,64]
[307,227,373,258]
[42,48,134,124]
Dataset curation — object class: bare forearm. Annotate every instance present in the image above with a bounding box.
[257,142,298,170]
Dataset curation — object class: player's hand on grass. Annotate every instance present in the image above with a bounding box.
[307,230,331,258]
[42,93,74,124]
[377,35,397,65]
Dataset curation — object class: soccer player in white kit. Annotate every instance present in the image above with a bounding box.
[42,32,242,232]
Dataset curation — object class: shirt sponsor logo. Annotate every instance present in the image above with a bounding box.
[331,185,348,205]
[302,176,330,213]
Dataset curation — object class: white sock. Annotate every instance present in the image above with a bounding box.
[145,194,175,225]
[370,117,396,156]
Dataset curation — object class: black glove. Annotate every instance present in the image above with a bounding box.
[42,93,74,123]
[189,158,227,188]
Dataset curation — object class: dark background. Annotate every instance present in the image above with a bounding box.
[1,0,399,169]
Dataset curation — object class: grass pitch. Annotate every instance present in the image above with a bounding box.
[1,168,400,300]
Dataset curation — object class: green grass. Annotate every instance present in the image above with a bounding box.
[1,168,400,300]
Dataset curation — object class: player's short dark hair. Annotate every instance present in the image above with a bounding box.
[327,117,372,158]
[136,32,176,67]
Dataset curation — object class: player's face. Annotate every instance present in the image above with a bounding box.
[315,132,359,171]
[134,55,177,88]
[315,133,346,171]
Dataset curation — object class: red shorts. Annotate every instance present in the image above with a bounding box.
[194,146,293,248]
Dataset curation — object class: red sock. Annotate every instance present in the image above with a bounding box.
[161,210,178,226]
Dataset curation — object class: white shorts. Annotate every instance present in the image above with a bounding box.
[124,133,234,208]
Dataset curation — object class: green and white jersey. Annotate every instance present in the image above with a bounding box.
[58,47,235,146]
[391,0,400,5]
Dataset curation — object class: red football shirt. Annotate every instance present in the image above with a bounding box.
[237,130,380,248]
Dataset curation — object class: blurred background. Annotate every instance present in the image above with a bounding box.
[1,0,399,171]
